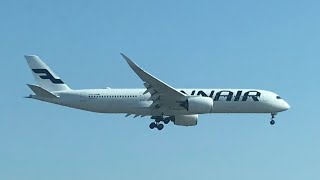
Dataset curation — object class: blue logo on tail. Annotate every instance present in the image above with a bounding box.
[32,69,64,84]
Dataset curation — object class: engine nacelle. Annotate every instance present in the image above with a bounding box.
[179,97,213,114]
[172,115,198,126]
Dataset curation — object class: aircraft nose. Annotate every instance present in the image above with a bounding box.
[282,101,290,110]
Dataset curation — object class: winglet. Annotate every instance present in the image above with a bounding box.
[120,53,141,73]
[120,53,130,62]
[120,53,131,64]
[121,53,148,83]
[120,53,185,98]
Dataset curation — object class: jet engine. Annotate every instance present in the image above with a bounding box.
[172,114,198,126]
[179,97,213,114]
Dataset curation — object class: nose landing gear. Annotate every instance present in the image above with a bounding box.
[270,113,277,125]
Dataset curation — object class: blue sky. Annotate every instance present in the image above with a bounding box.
[1,0,319,179]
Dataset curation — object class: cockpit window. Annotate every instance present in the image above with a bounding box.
[276,96,282,99]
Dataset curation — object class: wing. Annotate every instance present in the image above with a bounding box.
[121,53,186,110]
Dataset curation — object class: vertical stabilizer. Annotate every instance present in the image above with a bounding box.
[25,55,70,92]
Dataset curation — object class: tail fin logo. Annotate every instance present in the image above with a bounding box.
[32,69,64,84]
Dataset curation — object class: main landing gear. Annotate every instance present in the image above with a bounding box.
[149,122,164,130]
[149,116,171,130]
[270,113,277,125]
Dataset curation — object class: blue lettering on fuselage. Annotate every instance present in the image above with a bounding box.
[180,90,261,101]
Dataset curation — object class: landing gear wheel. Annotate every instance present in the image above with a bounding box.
[157,124,164,130]
[270,120,275,125]
[270,113,277,125]
[163,118,170,124]
[149,122,156,129]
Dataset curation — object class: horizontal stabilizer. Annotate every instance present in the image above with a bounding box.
[27,84,59,99]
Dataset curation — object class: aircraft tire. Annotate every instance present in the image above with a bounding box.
[270,120,275,125]
[149,122,156,129]
[163,118,170,124]
[157,124,164,130]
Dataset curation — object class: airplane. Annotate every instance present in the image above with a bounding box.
[24,54,290,130]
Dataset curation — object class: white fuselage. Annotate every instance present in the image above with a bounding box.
[31,88,290,116]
